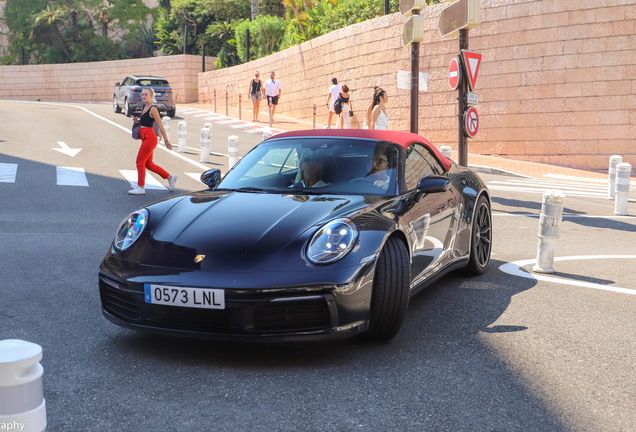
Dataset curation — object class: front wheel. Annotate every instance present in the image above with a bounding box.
[167,108,176,118]
[464,195,492,275]
[363,237,410,341]
[113,96,121,113]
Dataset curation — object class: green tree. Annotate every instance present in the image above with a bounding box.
[235,15,285,63]
[32,5,74,62]
[2,0,50,64]
[206,19,243,68]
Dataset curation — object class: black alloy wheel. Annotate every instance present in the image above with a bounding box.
[113,96,121,113]
[363,236,410,341]
[465,195,492,275]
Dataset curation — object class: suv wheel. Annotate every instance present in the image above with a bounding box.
[167,108,176,118]
[124,98,133,117]
[113,96,121,113]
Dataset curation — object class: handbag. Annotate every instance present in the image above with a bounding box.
[132,121,141,140]
[349,109,354,117]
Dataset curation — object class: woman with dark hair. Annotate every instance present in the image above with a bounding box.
[366,141,395,190]
[294,150,329,188]
[337,84,351,129]
[365,86,382,129]
[370,88,389,130]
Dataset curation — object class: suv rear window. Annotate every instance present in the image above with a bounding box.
[136,79,169,86]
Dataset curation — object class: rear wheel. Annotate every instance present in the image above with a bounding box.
[464,195,492,275]
[113,96,121,113]
[124,98,133,117]
[167,107,176,118]
[363,236,410,341]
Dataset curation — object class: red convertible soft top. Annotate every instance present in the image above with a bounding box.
[272,129,452,172]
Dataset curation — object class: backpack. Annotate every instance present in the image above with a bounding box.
[333,94,343,115]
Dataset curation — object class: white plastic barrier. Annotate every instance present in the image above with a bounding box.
[203,123,213,155]
[178,121,187,153]
[228,135,239,169]
[533,190,565,274]
[607,155,623,200]
[614,163,632,216]
[262,129,274,141]
[200,128,211,163]
[440,146,452,159]
[0,339,47,432]
[161,117,171,144]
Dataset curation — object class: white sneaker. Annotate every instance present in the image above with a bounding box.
[128,186,145,195]
[167,174,177,191]
[323,125,331,129]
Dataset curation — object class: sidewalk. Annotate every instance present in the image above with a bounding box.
[181,102,635,187]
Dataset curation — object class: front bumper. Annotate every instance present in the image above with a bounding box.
[98,263,375,342]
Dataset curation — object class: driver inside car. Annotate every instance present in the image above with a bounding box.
[294,150,330,188]
[366,142,395,190]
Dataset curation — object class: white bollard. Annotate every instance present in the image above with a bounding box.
[178,121,187,153]
[614,163,632,216]
[203,123,213,154]
[440,146,452,159]
[533,190,565,274]
[262,129,274,141]
[0,339,47,432]
[228,135,239,169]
[200,128,211,163]
[607,155,623,200]
[161,117,171,144]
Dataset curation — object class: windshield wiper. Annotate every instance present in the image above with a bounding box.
[235,187,264,193]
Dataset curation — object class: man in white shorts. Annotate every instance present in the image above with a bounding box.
[263,71,282,121]
[325,77,342,129]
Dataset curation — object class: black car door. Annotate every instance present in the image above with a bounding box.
[398,143,459,284]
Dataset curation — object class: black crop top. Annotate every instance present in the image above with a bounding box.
[140,106,155,127]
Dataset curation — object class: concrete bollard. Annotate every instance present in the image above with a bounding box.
[178,121,187,153]
[0,339,47,432]
[440,146,452,159]
[226,91,229,117]
[262,129,273,142]
[238,93,242,120]
[203,123,213,154]
[228,135,239,169]
[614,163,632,216]
[533,191,565,273]
[162,117,171,144]
[607,155,623,200]
[200,128,211,163]
[214,89,217,113]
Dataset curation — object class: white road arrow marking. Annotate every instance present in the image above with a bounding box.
[53,141,82,157]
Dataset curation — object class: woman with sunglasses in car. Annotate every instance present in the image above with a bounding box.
[366,142,393,190]
[248,71,263,122]
[294,151,329,188]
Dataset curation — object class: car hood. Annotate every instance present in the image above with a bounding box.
[142,191,367,272]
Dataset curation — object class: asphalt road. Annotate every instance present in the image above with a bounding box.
[1,100,635,432]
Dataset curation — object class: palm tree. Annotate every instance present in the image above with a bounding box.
[32,5,74,63]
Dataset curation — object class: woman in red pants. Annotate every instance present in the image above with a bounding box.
[129,87,177,195]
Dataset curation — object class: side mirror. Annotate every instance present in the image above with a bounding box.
[115,82,120,87]
[416,175,450,193]
[200,169,222,189]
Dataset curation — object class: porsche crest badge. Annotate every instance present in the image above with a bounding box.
[194,255,206,263]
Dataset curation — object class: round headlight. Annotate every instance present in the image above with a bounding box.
[114,209,148,251]
[306,219,359,264]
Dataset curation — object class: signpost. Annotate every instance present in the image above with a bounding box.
[400,0,427,134]
[437,0,481,167]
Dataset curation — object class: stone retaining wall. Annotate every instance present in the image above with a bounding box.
[199,0,636,170]
[0,55,215,104]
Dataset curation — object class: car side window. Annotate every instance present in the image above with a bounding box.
[123,77,132,86]
[404,143,445,190]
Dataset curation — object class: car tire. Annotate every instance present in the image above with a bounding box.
[113,96,121,113]
[124,98,133,117]
[167,108,176,118]
[464,195,492,275]
[363,236,410,342]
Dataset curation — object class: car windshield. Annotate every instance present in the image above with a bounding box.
[217,138,403,196]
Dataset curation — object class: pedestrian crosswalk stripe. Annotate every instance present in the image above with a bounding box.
[486,178,623,199]
[186,173,203,182]
[0,163,18,183]
[119,170,167,190]
[56,167,89,186]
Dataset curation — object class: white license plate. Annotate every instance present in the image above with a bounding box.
[144,284,225,309]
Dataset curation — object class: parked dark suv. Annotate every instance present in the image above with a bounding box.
[113,75,176,118]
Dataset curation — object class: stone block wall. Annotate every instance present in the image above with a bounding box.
[0,55,215,103]
[199,0,636,170]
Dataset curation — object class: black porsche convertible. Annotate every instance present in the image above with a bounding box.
[99,129,492,342]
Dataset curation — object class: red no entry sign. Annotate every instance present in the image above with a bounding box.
[449,58,461,91]
[463,106,479,138]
